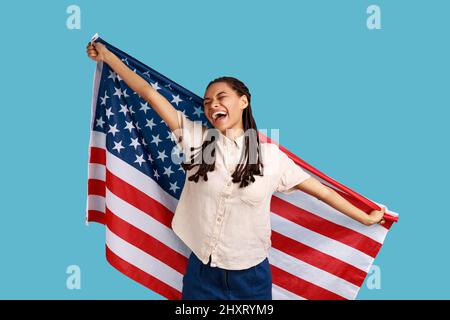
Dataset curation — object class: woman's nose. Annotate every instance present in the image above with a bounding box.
[211,100,221,108]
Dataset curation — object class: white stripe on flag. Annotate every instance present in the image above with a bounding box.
[105,188,190,258]
[272,283,305,300]
[276,191,388,243]
[271,213,373,272]
[268,247,359,300]
[106,227,183,292]
[90,130,106,148]
[88,163,106,181]
[87,194,105,212]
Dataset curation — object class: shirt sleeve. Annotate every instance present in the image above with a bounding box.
[275,146,311,195]
[173,110,206,155]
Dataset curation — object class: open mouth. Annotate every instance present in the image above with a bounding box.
[211,111,228,124]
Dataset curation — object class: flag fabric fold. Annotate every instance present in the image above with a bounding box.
[86,33,398,300]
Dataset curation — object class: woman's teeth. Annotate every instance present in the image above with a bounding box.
[212,111,228,123]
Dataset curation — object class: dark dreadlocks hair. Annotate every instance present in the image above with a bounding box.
[180,76,264,188]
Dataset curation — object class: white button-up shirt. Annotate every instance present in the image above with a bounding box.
[171,110,311,270]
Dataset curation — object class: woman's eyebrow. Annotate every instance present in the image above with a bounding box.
[204,91,227,102]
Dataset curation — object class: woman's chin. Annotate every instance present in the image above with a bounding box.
[212,120,228,130]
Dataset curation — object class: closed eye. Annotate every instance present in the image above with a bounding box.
[204,95,226,107]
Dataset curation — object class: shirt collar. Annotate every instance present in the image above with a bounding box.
[218,130,245,150]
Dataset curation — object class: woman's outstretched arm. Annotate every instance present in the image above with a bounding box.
[86,41,179,135]
[295,177,386,226]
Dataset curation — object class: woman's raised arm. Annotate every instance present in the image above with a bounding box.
[86,41,179,134]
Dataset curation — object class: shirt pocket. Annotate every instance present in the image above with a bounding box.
[238,175,270,207]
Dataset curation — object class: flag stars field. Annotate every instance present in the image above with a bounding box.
[100,91,109,105]
[113,86,129,99]
[171,94,183,106]
[112,140,125,154]
[134,154,145,167]
[96,116,105,128]
[92,58,194,200]
[113,86,123,98]
[151,81,161,91]
[129,137,140,150]
[157,150,168,162]
[108,70,117,82]
[169,181,180,193]
[145,118,156,130]
[193,105,204,118]
[152,169,160,180]
[140,102,151,114]
[163,165,174,178]
[124,120,135,133]
[105,107,114,119]
[108,123,120,136]
[119,104,129,116]
[151,134,162,147]
[167,130,176,142]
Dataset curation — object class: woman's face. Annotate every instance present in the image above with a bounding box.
[203,82,248,134]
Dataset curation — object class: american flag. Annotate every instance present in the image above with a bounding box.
[86,34,399,300]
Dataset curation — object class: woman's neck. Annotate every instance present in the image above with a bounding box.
[220,121,245,141]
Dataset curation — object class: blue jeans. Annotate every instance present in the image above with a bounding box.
[181,252,272,300]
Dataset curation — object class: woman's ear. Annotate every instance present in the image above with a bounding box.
[239,95,249,110]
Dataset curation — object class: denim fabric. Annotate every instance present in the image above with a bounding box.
[181,252,272,300]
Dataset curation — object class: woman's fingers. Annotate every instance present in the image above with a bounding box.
[87,45,98,55]
[375,207,385,225]
[87,50,98,60]
[86,41,106,62]
[378,207,386,225]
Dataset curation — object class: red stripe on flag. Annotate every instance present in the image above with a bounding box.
[271,196,381,258]
[106,245,181,300]
[89,147,106,165]
[88,179,105,197]
[271,231,367,287]
[105,207,188,275]
[105,168,174,228]
[271,264,346,300]
[87,210,105,224]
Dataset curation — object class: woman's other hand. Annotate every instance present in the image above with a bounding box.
[367,206,386,225]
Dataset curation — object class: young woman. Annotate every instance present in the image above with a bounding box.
[86,41,386,300]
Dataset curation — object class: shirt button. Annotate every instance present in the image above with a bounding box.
[227,181,232,186]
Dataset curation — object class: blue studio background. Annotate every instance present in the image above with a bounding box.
[0,0,448,299]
